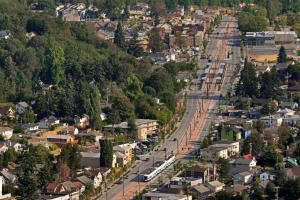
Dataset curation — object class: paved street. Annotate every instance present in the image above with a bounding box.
[101,15,241,200]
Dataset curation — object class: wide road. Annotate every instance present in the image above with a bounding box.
[101,15,241,200]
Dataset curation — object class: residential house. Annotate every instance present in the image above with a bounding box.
[45,182,67,194]
[142,192,192,200]
[0,169,17,184]
[185,164,216,183]
[47,134,75,147]
[56,3,85,21]
[0,127,13,140]
[23,123,40,136]
[283,114,300,126]
[0,176,11,199]
[169,24,205,49]
[233,171,254,185]
[191,185,212,199]
[39,116,60,129]
[260,172,276,181]
[4,141,22,152]
[280,102,298,110]
[234,158,257,169]
[0,145,7,154]
[228,184,247,196]
[169,177,203,189]
[206,181,224,193]
[277,108,295,116]
[74,115,89,129]
[260,114,283,127]
[240,128,251,139]
[0,31,11,40]
[129,5,146,17]
[16,102,30,114]
[83,168,103,188]
[76,175,93,186]
[96,21,117,42]
[0,107,14,119]
[287,167,300,180]
[62,181,85,194]
[60,126,79,135]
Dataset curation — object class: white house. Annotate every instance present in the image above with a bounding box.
[260,114,283,127]
[39,116,60,129]
[0,127,13,140]
[283,115,300,126]
[16,102,30,114]
[0,145,7,154]
[260,172,276,181]
[233,171,254,185]
[84,168,103,188]
[235,158,257,168]
[5,142,22,152]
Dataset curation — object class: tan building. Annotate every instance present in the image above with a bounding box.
[104,119,159,141]
[201,140,240,160]
[113,144,133,167]
[135,119,159,140]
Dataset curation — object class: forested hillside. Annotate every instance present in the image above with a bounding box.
[0,0,197,129]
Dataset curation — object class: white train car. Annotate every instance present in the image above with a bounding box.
[142,155,176,182]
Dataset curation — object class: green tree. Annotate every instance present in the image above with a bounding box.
[250,180,264,200]
[18,171,40,200]
[218,158,231,180]
[295,142,300,164]
[242,132,264,157]
[215,190,233,200]
[149,0,167,17]
[45,39,65,85]
[124,74,143,101]
[236,61,259,97]
[112,93,135,121]
[165,0,177,12]
[108,108,121,135]
[127,30,144,57]
[114,22,126,49]
[60,144,81,170]
[88,85,102,130]
[26,17,48,35]
[260,68,280,98]
[266,181,276,199]
[149,27,163,53]
[281,178,300,200]
[278,46,287,63]
[260,101,278,115]
[100,139,113,168]
[260,146,283,167]
[3,147,17,167]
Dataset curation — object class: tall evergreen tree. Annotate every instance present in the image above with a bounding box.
[278,45,287,63]
[100,139,113,168]
[88,85,102,130]
[236,61,259,97]
[45,39,65,85]
[114,22,126,50]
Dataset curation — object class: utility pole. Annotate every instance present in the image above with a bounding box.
[138,167,140,195]
[122,167,125,196]
[153,156,155,168]
[275,186,279,200]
